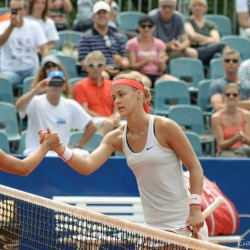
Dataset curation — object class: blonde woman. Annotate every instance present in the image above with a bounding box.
[185,0,226,66]
[42,70,208,241]
[212,83,250,157]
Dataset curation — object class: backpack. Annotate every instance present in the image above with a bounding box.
[184,171,239,236]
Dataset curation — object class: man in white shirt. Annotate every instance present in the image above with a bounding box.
[0,0,48,86]
[236,0,250,39]
[15,70,97,156]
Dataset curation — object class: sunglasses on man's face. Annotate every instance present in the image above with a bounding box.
[224,58,239,64]
[87,63,104,69]
[161,4,175,10]
[225,93,238,97]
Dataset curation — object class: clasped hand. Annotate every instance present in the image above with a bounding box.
[38,128,62,151]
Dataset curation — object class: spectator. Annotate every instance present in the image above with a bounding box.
[210,50,250,111]
[150,0,198,60]
[27,0,59,51]
[49,0,73,31]
[0,0,48,86]
[211,83,250,158]
[33,55,72,98]
[74,50,121,135]
[238,58,250,87]
[126,15,179,88]
[15,69,96,156]
[78,1,130,79]
[185,0,226,66]
[236,0,250,39]
[106,0,120,30]
[72,0,95,32]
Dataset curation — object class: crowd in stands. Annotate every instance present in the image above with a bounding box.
[1,0,250,158]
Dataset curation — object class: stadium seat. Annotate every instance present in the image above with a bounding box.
[22,76,35,95]
[169,58,205,92]
[168,104,215,156]
[17,130,26,155]
[221,35,250,61]
[0,77,13,103]
[0,102,21,142]
[119,11,145,33]
[0,7,10,15]
[69,131,103,153]
[205,14,232,37]
[152,80,190,116]
[184,131,203,157]
[56,54,79,78]
[208,58,224,79]
[55,30,83,51]
[0,131,10,154]
[69,77,83,88]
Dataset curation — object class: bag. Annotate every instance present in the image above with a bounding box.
[62,32,79,61]
[184,171,239,236]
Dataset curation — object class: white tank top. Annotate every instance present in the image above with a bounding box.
[122,115,189,230]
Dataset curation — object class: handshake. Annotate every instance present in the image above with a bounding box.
[38,128,63,154]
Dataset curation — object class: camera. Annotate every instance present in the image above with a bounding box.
[11,8,18,15]
[49,77,65,87]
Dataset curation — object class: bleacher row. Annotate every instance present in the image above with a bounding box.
[1,9,249,157]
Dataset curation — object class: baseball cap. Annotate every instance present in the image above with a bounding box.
[48,70,65,80]
[41,55,60,67]
[93,1,111,14]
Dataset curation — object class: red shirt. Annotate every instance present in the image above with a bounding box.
[74,77,114,117]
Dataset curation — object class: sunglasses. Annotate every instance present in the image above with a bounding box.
[87,63,104,69]
[161,5,175,10]
[225,93,238,97]
[44,62,58,70]
[103,35,112,48]
[140,24,153,29]
[224,59,239,63]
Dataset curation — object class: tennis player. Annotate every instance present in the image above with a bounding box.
[0,130,57,176]
[43,70,208,240]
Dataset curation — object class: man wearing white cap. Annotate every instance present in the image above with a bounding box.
[150,0,197,60]
[78,1,129,78]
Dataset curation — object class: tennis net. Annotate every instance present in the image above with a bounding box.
[0,184,234,250]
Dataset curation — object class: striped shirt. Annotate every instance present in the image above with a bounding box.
[209,77,250,100]
[78,27,126,66]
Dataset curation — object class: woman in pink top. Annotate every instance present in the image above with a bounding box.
[126,15,178,88]
[211,83,250,157]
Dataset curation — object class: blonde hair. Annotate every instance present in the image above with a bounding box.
[189,0,207,10]
[223,83,240,95]
[113,70,152,104]
[84,50,106,66]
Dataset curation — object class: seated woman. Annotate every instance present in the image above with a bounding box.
[32,55,72,98]
[185,0,226,67]
[211,83,250,158]
[126,15,178,88]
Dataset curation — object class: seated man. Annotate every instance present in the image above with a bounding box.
[74,50,121,135]
[15,70,96,156]
[210,50,250,111]
[0,0,48,86]
[150,0,197,60]
[78,1,129,79]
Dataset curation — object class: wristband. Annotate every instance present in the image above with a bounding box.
[58,146,73,162]
[189,194,202,205]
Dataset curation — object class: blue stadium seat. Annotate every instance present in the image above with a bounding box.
[221,35,250,61]
[0,77,13,103]
[169,58,205,92]
[0,131,10,154]
[119,11,145,33]
[152,80,190,116]
[205,14,232,37]
[185,131,203,157]
[209,58,224,79]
